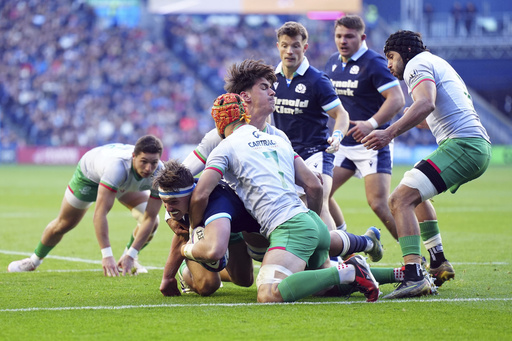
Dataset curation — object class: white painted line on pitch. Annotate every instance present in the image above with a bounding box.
[1,297,511,313]
[1,249,509,272]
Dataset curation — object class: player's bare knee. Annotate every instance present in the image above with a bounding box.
[194,277,221,296]
[231,273,254,287]
[257,284,283,303]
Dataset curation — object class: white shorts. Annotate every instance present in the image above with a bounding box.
[333,142,394,179]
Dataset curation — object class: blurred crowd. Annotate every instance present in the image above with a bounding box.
[0,0,214,150]
[0,0,434,151]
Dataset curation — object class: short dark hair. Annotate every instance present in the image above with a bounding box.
[384,30,428,65]
[133,135,163,156]
[153,159,194,192]
[276,21,308,43]
[334,15,365,34]
[224,59,276,94]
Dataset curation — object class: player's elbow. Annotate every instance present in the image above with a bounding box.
[203,246,227,262]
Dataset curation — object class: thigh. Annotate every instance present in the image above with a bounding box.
[226,239,254,286]
[118,191,150,210]
[364,172,391,201]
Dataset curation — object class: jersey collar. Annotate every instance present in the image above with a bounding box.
[275,57,310,77]
[338,40,368,63]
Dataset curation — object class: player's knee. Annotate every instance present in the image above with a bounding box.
[257,284,283,303]
[368,197,388,215]
[231,272,254,287]
[194,277,221,296]
[388,192,400,213]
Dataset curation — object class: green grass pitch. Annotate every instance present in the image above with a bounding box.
[0,164,511,340]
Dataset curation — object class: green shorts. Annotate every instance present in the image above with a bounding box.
[418,137,491,194]
[68,164,99,202]
[268,210,330,269]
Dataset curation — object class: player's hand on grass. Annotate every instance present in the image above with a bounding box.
[118,255,137,276]
[160,277,181,296]
[102,256,120,277]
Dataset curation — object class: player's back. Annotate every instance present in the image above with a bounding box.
[207,124,308,238]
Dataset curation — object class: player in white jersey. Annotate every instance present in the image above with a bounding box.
[162,60,287,294]
[7,135,164,276]
[362,30,491,299]
[188,93,380,303]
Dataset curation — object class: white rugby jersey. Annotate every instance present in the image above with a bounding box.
[183,123,291,177]
[404,52,490,144]
[79,143,163,198]
[205,125,308,238]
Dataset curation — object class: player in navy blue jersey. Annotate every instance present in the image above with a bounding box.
[272,21,350,231]
[156,159,262,296]
[324,15,405,239]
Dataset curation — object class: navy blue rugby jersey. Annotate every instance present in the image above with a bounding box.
[325,48,400,146]
[273,58,341,158]
[181,180,261,234]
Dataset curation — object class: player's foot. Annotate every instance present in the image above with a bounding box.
[383,277,433,299]
[343,255,380,302]
[429,260,455,286]
[133,258,148,274]
[178,261,192,294]
[7,258,37,272]
[364,226,383,262]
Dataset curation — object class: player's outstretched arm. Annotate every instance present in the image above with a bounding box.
[160,234,188,296]
[94,185,119,277]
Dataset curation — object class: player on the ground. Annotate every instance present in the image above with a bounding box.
[272,21,350,232]
[325,15,405,239]
[362,30,491,298]
[188,93,380,303]
[161,60,382,296]
[8,135,164,276]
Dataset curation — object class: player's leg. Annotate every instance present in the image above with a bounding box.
[384,182,433,299]
[415,200,454,286]
[242,231,269,262]
[329,165,354,230]
[8,188,90,272]
[181,259,222,296]
[256,211,379,303]
[225,234,254,287]
[364,172,398,240]
[319,173,336,231]
[329,227,383,262]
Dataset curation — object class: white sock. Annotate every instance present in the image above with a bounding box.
[337,222,347,231]
[30,254,42,266]
[364,236,374,252]
[337,262,356,284]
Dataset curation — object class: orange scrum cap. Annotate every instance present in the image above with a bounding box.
[211,93,251,137]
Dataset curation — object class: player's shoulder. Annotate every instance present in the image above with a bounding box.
[325,52,340,65]
[304,64,327,79]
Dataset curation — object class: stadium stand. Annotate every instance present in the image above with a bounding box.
[1,0,510,154]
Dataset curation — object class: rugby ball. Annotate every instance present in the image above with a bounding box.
[190,226,229,272]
